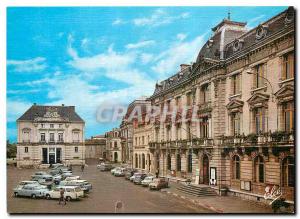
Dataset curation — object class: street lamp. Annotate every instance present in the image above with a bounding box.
[246,70,275,102]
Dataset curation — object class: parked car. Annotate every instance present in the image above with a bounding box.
[130,172,141,182]
[65,176,81,181]
[53,175,62,185]
[61,171,73,179]
[31,171,48,181]
[141,176,155,186]
[98,163,113,171]
[125,169,138,180]
[38,176,53,187]
[44,186,83,201]
[18,180,42,187]
[60,180,92,193]
[114,168,126,177]
[133,173,147,184]
[14,184,48,198]
[111,167,122,175]
[149,177,169,190]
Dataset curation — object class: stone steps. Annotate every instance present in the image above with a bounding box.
[177,184,217,197]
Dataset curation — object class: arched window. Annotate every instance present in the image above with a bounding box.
[188,152,193,173]
[177,154,181,171]
[232,155,240,179]
[142,154,145,169]
[167,154,171,171]
[254,156,264,183]
[282,156,294,187]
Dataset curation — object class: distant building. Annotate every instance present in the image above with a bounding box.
[105,128,122,163]
[85,135,106,159]
[16,104,85,167]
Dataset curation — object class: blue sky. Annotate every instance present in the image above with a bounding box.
[7,6,287,142]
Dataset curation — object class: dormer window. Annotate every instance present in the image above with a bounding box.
[233,39,243,52]
[256,25,268,40]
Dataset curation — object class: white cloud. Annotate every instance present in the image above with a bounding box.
[133,9,190,27]
[7,100,32,122]
[140,53,154,64]
[7,57,47,73]
[125,40,155,49]
[151,34,206,78]
[247,15,266,29]
[176,33,187,41]
[16,77,51,87]
[112,18,126,25]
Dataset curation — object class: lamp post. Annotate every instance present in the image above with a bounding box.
[246,70,275,102]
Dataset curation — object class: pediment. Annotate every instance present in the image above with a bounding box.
[247,93,269,105]
[226,99,244,110]
[274,84,294,99]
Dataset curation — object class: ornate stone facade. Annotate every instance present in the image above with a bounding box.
[146,7,295,203]
[16,104,85,167]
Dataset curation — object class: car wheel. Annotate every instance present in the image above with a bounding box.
[46,194,51,200]
[66,196,71,201]
[14,192,18,197]
[31,194,37,199]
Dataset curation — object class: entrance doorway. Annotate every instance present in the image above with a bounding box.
[203,154,209,185]
[49,154,55,164]
[114,152,118,163]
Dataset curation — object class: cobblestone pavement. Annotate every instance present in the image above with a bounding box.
[7,165,213,214]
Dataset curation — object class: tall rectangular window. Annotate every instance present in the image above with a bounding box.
[75,147,78,153]
[282,52,294,80]
[200,117,209,138]
[254,64,265,88]
[49,133,55,142]
[40,133,45,142]
[186,92,192,106]
[254,108,266,134]
[283,102,294,132]
[176,96,181,110]
[50,124,54,128]
[176,123,181,140]
[232,74,241,95]
[155,128,159,142]
[25,147,29,153]
[231,113,241,135]
[58,133,63,142]
[200,84,211,104]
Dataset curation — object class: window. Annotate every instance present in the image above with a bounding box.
[75,147,78,153]
[49,133,55,142]
[188,152,193,173]
[282,52,294,80]
[135,137,138,145]
[283,102,294,132]
[155,128,159,142]
[254,156,265,183]
[41,124,44,128]
[200,84,211,104]
[254,64,265,88]
[58,133,63,142]
[167,154,171,171]
[73,132,79,142]
[23,131,30,143]
[176,123,182,140]
[282,156,294,187]
[50,124,54,128]
[40,133,46,142]
[177,154,181,171]
[166,126,171,141]
[254,108,267,134]
[114,142,117,148]
[186,92,192,106]
[58,124,62,128]
[142,136,145,145]
[25,147,29,153]
[231,112,241,135]
[232,155,240,179]
[186,122,191,140]
[200,117,209,138]
[232,73,241,95]
[176,96,182,110]
[166,100,171,112]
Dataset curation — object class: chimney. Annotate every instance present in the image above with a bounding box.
[62,104,65,106]
[33,103,37,106]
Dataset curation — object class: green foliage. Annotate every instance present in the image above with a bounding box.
[7,141,17,158]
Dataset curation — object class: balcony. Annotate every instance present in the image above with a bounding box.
[220,131,294,147]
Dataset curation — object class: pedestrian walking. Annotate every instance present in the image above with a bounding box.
[155,169,159,178]
[58,188,66,205]
[81,164,85,173]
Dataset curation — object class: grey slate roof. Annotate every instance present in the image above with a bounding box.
[17,104,85,123]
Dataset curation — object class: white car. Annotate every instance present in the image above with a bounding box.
[44,186,83,201]
[141,176,155,186]
[60,180,92,192]
[130,172,141,182]
[14,184,48,198]
[111,167,121,175]
[65,176,80,181]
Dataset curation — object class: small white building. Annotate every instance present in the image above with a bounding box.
[16,104,85,167]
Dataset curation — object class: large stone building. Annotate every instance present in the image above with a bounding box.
[105,128,122,163]
[85,135,106,159]
[16,104,85,167]
[145,7,294,203]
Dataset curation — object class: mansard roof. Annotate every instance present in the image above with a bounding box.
[151,7,294,98]
[17,104,85,123]
[225,7,294,59]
